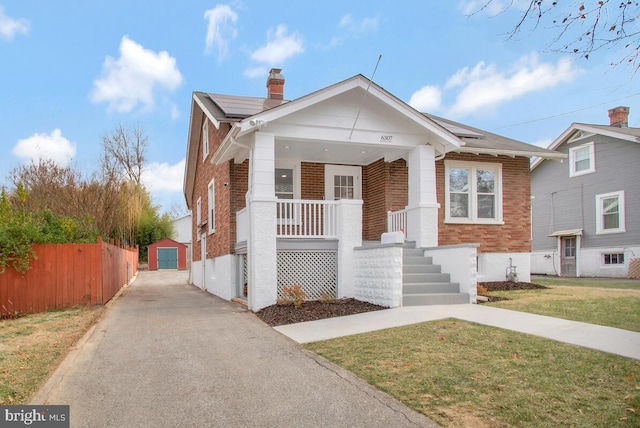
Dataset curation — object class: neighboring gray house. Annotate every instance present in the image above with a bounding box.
[531,106,640,278]
[172,213,192,269]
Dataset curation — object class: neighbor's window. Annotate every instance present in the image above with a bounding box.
[202,120,209,160]
[569,142,595,177]
[207,179,215,234]
[445,161,502,224]
[596,191,625,234]
[603,253,624,265]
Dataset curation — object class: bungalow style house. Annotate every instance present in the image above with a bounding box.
[183,69,563,311]
[531,106,640,278]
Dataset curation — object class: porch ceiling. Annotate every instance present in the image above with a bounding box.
[274,138,409,165]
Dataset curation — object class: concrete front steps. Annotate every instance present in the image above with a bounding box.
[402,244,470,306]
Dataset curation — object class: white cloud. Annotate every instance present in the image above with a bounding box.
[339,14,379,36]
[141,159,185,193]
[324,14,379,49]
[408,85,443,112]
[204,4,238,59]
[90,36,183,112]
[0,6,29,40]
[12,129,76,166]
[445,53,578,117]
[243,66,268,79]
[458,0,518,16]
[249,25,304,66]
[170,104,179,120]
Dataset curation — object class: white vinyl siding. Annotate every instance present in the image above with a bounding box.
[569,142,595,177]
[445,161,502,224]
[207,179,215,234]
[596,190,625,234]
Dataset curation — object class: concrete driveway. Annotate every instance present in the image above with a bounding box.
[33,270,437,428]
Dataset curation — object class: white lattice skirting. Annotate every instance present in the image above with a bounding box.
[277,251,337,299]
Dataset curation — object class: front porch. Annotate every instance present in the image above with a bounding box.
[235,197,476,310]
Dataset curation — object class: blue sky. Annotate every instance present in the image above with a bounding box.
[1,1,638,214]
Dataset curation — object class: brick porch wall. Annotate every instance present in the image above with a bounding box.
[436,153,531,253]
[363,159,408,241]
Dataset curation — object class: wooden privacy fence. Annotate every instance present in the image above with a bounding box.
[0,236,138,317]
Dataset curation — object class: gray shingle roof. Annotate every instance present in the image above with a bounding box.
[423,113,561,157]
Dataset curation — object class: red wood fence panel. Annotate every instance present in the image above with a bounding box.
[0,237,138,317]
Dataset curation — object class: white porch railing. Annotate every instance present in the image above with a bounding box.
[387,209,407,235]
[235,200,339,241]
[277,199,337,238]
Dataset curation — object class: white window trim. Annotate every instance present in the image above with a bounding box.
[196,197,202,241]
[444,160,503,225]
[275,161,301,225]
[596,190,625,235]
[569,141,595,177]
[202,120,209,160]
[601,250,625,266]
[207,179,215,235]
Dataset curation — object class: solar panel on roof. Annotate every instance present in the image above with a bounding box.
[208,93,287,118]
[432,119,485,139]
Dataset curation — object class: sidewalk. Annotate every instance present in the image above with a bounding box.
[275,304,640,360]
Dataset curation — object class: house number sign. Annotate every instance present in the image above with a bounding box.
[380,135,393,142]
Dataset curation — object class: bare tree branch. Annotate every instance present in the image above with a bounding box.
[472,1,640,74]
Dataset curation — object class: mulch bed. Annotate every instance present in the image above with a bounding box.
[256,298,386,327]
[256,281,551,326]
[480,281,549,292]
[478,281,549,302]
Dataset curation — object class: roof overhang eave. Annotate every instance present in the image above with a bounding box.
[456,147,567,160]
[211,124,248,165]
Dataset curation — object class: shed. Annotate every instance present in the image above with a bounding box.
[147,238,188,270]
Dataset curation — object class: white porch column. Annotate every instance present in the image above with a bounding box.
[406,145,440,248]
[247,132,277,311]
[336,199,362,298]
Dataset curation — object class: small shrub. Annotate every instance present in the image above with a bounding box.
[277,285,306,308]
[318,292,339,303]
[477,284,490,297]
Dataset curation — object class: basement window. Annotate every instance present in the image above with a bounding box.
[603,253,624,265]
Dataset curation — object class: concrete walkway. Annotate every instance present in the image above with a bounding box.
[275,304,640,360]
[32,271,437,428]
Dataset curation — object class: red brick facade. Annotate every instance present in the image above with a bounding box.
[191,116,235,262]
[436,153,531,253]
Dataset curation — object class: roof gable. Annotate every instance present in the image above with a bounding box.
[531,122,640,170]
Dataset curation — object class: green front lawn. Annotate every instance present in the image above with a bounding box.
[306,319,640,427]
[485,281,640,332]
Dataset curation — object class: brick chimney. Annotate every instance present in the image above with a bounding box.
[266,68,284,100]
[608,106,629,127]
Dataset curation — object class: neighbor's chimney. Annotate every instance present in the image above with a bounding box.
[608,106,629,127]
[266,68,284,100]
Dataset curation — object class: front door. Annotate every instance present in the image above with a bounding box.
[560,236,577,277]
[324,165,362,200]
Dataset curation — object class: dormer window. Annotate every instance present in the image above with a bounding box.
[569,142,595,177]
